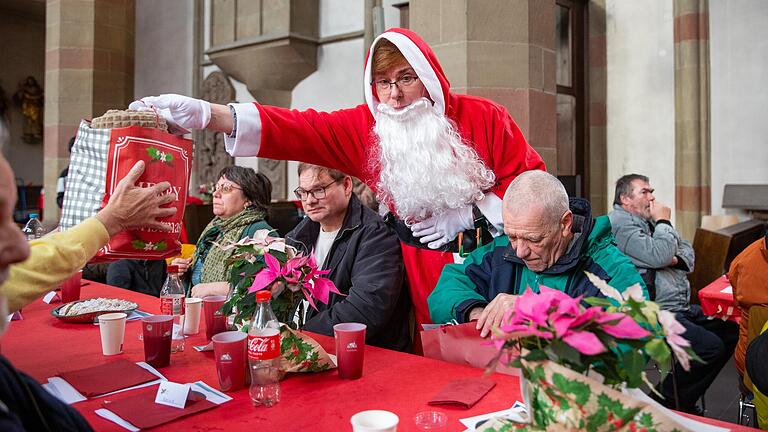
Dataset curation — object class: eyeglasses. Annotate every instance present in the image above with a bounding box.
[371,75,420,96]
[293,179,340,201]
[214,183,242,194]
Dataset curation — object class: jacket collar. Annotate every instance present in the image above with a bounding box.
[612,204,652,227]
[503,198,594,275]
[286,194,364,255]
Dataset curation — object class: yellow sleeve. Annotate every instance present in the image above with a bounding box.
[1,217,109,312]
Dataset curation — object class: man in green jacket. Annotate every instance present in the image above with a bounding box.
[428,170,646,337]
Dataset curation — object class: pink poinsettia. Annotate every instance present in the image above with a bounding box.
[247,251,342,311]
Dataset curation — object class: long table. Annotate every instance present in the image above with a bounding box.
[3,282,755,431]
[699,275,741,323]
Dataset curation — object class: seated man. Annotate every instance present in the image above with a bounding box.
[0,142,176,429]
[729,231,768,379]
[286,163,410,352]
[428,170,646,338]
[608,173,738,414]
[106,259,167,297]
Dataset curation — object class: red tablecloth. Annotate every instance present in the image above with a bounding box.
[3,282,755,431]
[699,275,741,323]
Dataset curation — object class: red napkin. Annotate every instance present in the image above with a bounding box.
[102,385,217,429]
[428,378,496,409]
[58,359,157,397]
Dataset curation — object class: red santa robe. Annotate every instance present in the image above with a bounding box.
[225,28,545,329]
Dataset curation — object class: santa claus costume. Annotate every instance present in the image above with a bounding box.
[224,28,545,330]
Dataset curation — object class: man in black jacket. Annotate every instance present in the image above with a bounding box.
[286,163,410,351]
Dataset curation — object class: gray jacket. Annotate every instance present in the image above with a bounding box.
[608,205,694,312]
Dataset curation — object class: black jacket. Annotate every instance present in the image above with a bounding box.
[0,355,93,432]
[286,194,411,351]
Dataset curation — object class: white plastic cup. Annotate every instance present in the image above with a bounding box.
[351,410,399,432]
[98,312,127,356]
[184,297,203,335]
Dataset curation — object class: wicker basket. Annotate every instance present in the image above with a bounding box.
[90,109,168,131]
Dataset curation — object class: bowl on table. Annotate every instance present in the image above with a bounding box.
[51,298,139,323]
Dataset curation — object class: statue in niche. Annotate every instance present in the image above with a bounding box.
[197,72,235,188]
[13,76,44,143]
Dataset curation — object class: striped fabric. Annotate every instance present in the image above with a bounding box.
[60,121,111,230]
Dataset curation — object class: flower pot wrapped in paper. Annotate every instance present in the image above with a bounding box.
[483,273,704,432]
[217,230,342,375]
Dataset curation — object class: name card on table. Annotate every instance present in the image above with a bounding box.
[154,381,190,409]
[42,291,60,304]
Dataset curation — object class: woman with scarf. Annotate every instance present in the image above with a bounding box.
[172,166,273,298]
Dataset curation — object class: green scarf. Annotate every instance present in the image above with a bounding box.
[192,208,265,285]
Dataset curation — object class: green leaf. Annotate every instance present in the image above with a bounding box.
[644,338,671,365]
[146,147,159,159]
[620,350,645,388]
[131,239,145,249]
[549,339,582,366]
[583,297,614,308]
[551,372,591,405]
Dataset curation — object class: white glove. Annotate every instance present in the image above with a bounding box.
[411,205,474,249]
[128,94,211,134]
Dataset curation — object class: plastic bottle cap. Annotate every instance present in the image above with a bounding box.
[166,265,179,273]
[255,290,272,302]
[28,213,38,219]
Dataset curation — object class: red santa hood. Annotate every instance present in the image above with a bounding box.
[364,28,451,119]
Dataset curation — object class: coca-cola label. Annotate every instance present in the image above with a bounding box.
[160,297,185,316]
[248,332,280,360]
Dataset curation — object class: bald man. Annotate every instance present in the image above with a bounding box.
[428,170,646,337]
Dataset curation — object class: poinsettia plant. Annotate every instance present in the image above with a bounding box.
[197,182,214,204]
[217,229,341,331]
[489,272,700,390]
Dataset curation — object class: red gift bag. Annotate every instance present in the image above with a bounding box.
[421,322,520,376]
[96,126,192,261]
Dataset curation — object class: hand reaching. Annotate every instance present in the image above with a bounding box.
[129,94,211,134]
[96,161,177,237]
[471,293,518,338]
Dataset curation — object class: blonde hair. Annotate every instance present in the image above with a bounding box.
[372,39,408,77]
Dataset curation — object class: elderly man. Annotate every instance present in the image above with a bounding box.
[608,173,737,414]
[428,170,646,337]
[131,28,545,329]
[286,163,410,351]
[0,126,175,430]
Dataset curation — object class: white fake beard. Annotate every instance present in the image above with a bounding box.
[371,98,495,222]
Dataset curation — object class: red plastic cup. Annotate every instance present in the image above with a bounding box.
[212,331,248,392]
[334,323,366,380]
[60,271,82,303]
[203,295,228,340]
[142,315,173,368]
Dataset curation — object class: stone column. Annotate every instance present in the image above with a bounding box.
[588,0,608,213]
[673,0,710,241]
[410,0,557,169]
[44,0,135,223]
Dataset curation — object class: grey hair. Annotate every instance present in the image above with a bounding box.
[613,174,649,206]
[503,170,569,225]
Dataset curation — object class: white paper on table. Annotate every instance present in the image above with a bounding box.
[43,377,88,404]
[460,401,528,432]
[193,341,214,352]
[43,361,167,404]
[91,310,152,326]
[190,381,233,404]
[127,310,152,321]
[720,285,733,294]
[624,388,729,432]
[42,291,60,304]
[95,408,140,432]
[95,380,232,432]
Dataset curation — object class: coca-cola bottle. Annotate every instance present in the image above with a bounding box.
[248,290,281,407]
[160,265,185,353]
